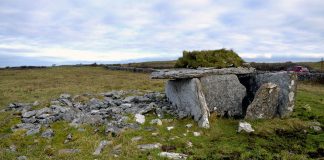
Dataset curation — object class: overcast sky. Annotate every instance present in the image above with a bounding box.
[0,0,324,66]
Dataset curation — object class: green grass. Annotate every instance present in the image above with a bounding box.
[0,66,165,108]
[0,66,323,159]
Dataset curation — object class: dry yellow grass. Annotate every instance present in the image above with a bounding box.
[0,66,165,108]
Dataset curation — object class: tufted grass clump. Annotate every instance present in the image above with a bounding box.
[174,49,245,69]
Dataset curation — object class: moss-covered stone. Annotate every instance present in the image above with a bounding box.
[175,49,244,68]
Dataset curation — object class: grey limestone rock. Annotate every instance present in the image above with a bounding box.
[22,111,36,118]
[165,78,210,128]
[245,83,280,119]
[158,152,188,160]
[151,67,255,79]
[41,129,54,138]
[93,140,112,155]
[137,143,161,151]
[200,74,246,117]
[243,72,297,118]
[238,121,254,133]
[58,149,80,154]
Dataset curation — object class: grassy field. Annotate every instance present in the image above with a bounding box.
[0,66,323,159]
[0,66,165,108]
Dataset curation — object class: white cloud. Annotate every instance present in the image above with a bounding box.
[0,0,324,66]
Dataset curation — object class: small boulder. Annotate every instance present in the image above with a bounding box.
[238,121,254,133]
[310,126,322,132]
[167,126,174,131]
[150,119,162,126]
[135,114,145,124]
[26,125,41,136]
[105,124,122,136]
[41,129,54,138]
[93,140,112,155]
[131,136,142,142]
[123,96,138,103]
[158,152,188,160]
[137,143,161,151]
[22,111,36,118]
[58,149,80,154]
[185,124,193,128]
[193,132,201,137]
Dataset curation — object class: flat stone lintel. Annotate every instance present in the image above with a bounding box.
[151,67,255,79]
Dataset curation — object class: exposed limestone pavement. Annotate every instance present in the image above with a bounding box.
[8,91,177,137]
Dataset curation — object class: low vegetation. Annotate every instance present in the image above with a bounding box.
[174,49,245,69]
[250,61,324,72]
[0,66,323,159]
[120,61,177,69]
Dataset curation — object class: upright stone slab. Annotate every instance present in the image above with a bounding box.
[165,78,210,128]
[200,74,246,117]
[245,83,280,119]
[253,72,297,118]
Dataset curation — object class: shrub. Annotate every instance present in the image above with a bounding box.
[174,49,244,68]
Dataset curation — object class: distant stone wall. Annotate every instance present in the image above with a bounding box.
[297,73,324,82]
[106,66,156,73]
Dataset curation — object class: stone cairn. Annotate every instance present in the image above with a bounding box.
[151,67,297,128]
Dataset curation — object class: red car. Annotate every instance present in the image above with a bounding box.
[287,66,309,73]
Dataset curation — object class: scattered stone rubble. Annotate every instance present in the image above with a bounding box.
[7,91,176,136]
[151,67,298,128]
[6,90,190,158]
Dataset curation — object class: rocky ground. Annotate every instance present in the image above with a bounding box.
[4,90,200,159]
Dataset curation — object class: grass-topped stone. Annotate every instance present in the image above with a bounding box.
[174,49,245,69]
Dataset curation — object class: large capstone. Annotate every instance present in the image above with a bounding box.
[245,83,280,119]
[151,67,255,79]
[241,72,297,118]
[165,78,210,128]
[200,74,246,117]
